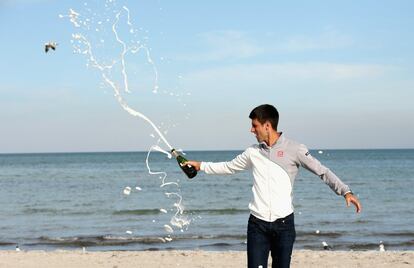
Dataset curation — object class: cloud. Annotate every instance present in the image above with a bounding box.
[174,28,354,63]
[275,28,354,52]
[175,30,263,62]
[184,62,391,85]
[0,0,52,7]
[1,0,49,4]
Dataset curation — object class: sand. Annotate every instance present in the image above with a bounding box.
[0,250,413,268]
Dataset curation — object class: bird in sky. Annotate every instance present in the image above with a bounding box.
[45,42,58,53]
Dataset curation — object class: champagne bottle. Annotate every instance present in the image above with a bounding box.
[171,149,197,179]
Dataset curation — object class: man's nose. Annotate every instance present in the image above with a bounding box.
[250,127,255,133]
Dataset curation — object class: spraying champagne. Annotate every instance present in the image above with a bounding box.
[171,149,197,179]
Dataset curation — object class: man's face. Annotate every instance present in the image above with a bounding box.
[250,119,270,143]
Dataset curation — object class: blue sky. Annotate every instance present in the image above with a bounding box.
[0,0,413,153]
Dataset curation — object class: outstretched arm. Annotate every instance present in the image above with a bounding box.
[297,144,362,213]
[185,149,252,175]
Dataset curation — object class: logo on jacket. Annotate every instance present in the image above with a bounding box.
[277,151,284,157]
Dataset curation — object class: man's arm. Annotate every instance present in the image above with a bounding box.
[185,149,252,175]
[297,144,362,213]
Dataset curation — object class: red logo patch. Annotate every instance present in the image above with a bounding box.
[277,151,284,157]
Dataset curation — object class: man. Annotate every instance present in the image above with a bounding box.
[185,104,361,268]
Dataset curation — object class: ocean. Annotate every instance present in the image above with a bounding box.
[0,149,413,251]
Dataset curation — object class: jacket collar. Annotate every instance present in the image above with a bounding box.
[260,132,284,149]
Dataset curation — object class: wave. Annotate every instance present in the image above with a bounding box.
[296,231,343,238]
[0,241,15,246]
[349,240,414,250]
[371,231,414,238]
[113,208,248,216]
[26,234,247,248]
[15,233,414,251]
[22,208,101,216]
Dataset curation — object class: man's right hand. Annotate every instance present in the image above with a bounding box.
[184,161,201,171]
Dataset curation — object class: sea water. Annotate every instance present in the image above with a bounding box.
[0,149,413,251]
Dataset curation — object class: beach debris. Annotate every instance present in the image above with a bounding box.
[164,224,174,233]
[15,245,20,252]
[123,186,132,195]
[322,241,332,250]
[379,241,385,252]
[160,208,168,213]
[126,230,133,235]
[315,230,320,234]
[45,42,58,53]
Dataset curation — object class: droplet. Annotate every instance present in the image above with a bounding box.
[164,225,174,233]
[123,186,131,195]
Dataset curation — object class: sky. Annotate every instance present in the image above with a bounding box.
[0,0,413,153]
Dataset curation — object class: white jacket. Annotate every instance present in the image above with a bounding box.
[200,134,351,222]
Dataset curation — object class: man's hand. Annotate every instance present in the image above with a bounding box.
[345,192,362,213]
[184,161,201,171]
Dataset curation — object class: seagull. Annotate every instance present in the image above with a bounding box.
[15,245,21,252]
[379,241,386,252]
[45,42,58,53]
[322,241,332,250]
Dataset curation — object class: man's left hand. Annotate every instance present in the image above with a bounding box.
[345,193,362,213]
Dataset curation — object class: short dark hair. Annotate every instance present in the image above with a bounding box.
[249,104,279,130]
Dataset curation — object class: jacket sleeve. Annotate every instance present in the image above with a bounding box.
[297,144,351,196]
[200,149,252,175]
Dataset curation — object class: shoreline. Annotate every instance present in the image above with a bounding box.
[1,250,413,268]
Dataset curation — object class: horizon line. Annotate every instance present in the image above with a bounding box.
[1,147,414,155]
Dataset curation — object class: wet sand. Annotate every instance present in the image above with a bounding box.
[0,250,413,268]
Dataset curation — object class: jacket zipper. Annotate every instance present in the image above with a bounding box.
[268,149,272,222]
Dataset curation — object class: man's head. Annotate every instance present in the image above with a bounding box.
[249,104,279,143]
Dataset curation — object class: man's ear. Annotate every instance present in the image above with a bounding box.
[265,121,271,131]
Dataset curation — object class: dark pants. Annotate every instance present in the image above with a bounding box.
[247,213,296,268]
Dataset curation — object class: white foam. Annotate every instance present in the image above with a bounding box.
[152,145,172,158]
[126,230,133,235]
[62,1,192,237]
[160,208,167,213]
[164,224,174,233]
[123,186,131,195]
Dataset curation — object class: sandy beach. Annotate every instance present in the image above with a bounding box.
[0,250,412,268]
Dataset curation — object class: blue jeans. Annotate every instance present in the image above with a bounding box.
[247,213,296,268]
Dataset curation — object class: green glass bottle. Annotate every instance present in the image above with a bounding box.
[171,149,197,179]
